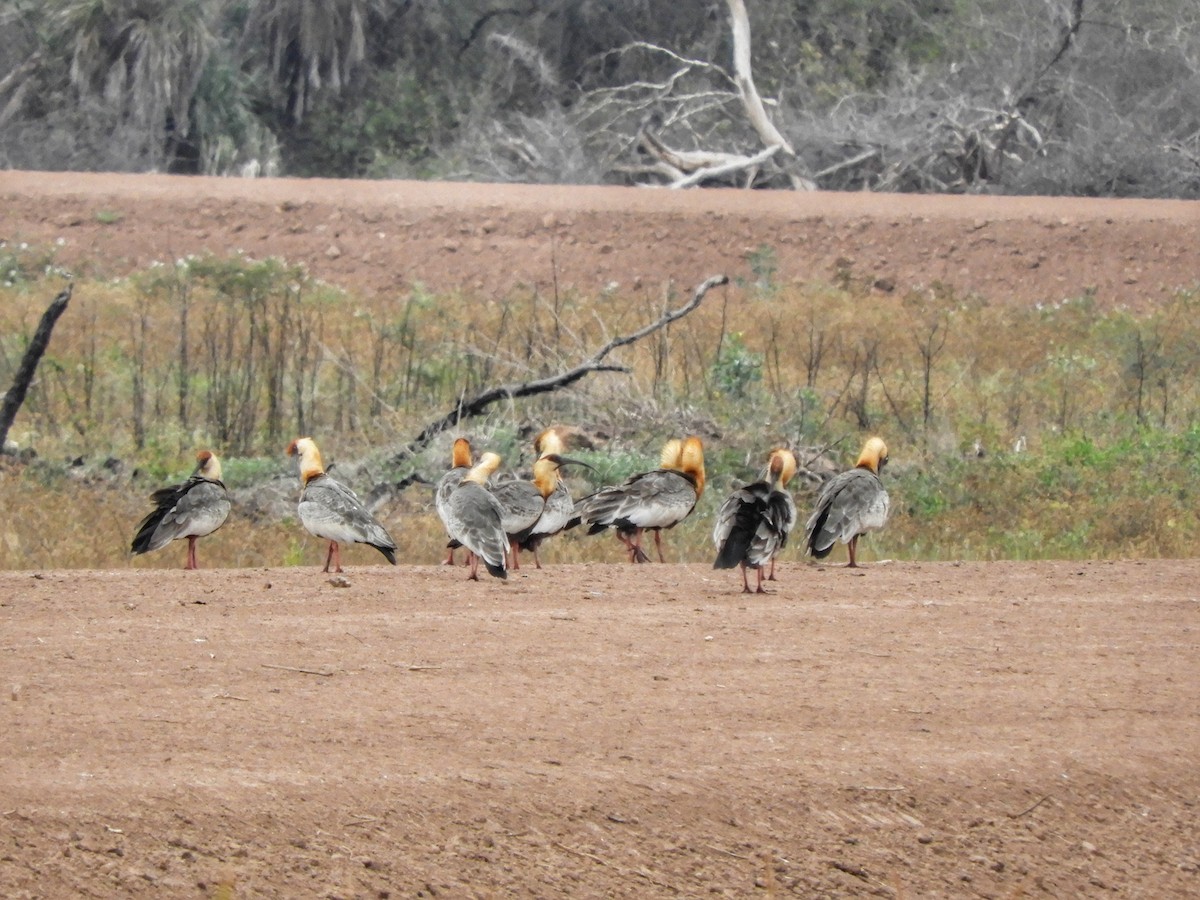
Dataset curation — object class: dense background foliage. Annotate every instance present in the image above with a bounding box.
[1,0,1198,196]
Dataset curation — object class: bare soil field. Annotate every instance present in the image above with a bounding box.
[3,171,1200,308]
[2,173,1200,898]
[2,560,1198,899]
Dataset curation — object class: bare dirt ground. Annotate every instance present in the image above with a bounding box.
[2,561,1198,899]
[3,171,1200,308]
[2,173,1200,898]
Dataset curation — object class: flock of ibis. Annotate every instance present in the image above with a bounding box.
[131,429,890,593]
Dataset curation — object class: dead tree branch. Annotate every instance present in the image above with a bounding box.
[814,2,1082,193]
[725,0,794,155]
[389,274,729,466]
[1011,0,1086,111]
[669,143,782,189]
[580,1,806,189]
[814,148,881,181]
[637,124,749,175]
[0,283,72,453]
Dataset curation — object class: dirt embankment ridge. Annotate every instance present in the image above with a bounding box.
[4,171,1199,307]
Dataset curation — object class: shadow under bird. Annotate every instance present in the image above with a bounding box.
[286,437,398,573]
[804,437,890,568]
[572,435,706,563]
[444,452,508,580]
[434,436,474,566]
[131,449,231,570]
[713,448,798,593]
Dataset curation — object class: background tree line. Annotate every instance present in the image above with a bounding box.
[0,0,1197,196]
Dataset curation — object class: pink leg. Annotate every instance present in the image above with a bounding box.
[185,536,199,570]
[653,530,666,563]
[324,541,344,573]
[617,531,639,563]
[846,536,859,568]
[617,529,651,564]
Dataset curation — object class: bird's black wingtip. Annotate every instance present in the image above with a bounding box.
[713,537,749,570]
[130,512,165,555]
[808,545,832,560]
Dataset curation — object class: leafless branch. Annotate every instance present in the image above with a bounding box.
[668,144,782,188]
[388,275,729,467]
[725,0,794,155]
[814,148,881,180]
[575,4,803,189]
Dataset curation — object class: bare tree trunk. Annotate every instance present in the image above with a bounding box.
[0,284,72,453]
[628,2,809,189]
[725,0,794,155]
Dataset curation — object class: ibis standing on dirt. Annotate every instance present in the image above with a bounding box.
[511,427,590,569]
[492,429,592,570]
[286,437,398,573]
[434,436,474,566]
[804,437,890,568]
[572,435,706,563]
[712,448,798,592]
[131,449,231,570]
[444,452,509,580]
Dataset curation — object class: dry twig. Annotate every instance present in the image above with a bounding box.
[1009,795,1051,818]
[260,663,333,677]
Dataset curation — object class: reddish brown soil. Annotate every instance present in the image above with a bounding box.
[2,561,1198,898]
[2,174,1200,898]
[3,171,1199,308]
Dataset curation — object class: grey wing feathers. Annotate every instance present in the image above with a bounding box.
[446,482,508,578]
[435,466,468,528]
[131,477,230,554]
[578,470,696,532]
[491,479,545,535]
[713,483,794,570]
[300,475,397,562]
[805,469,889,557]
[520,483,574,550]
